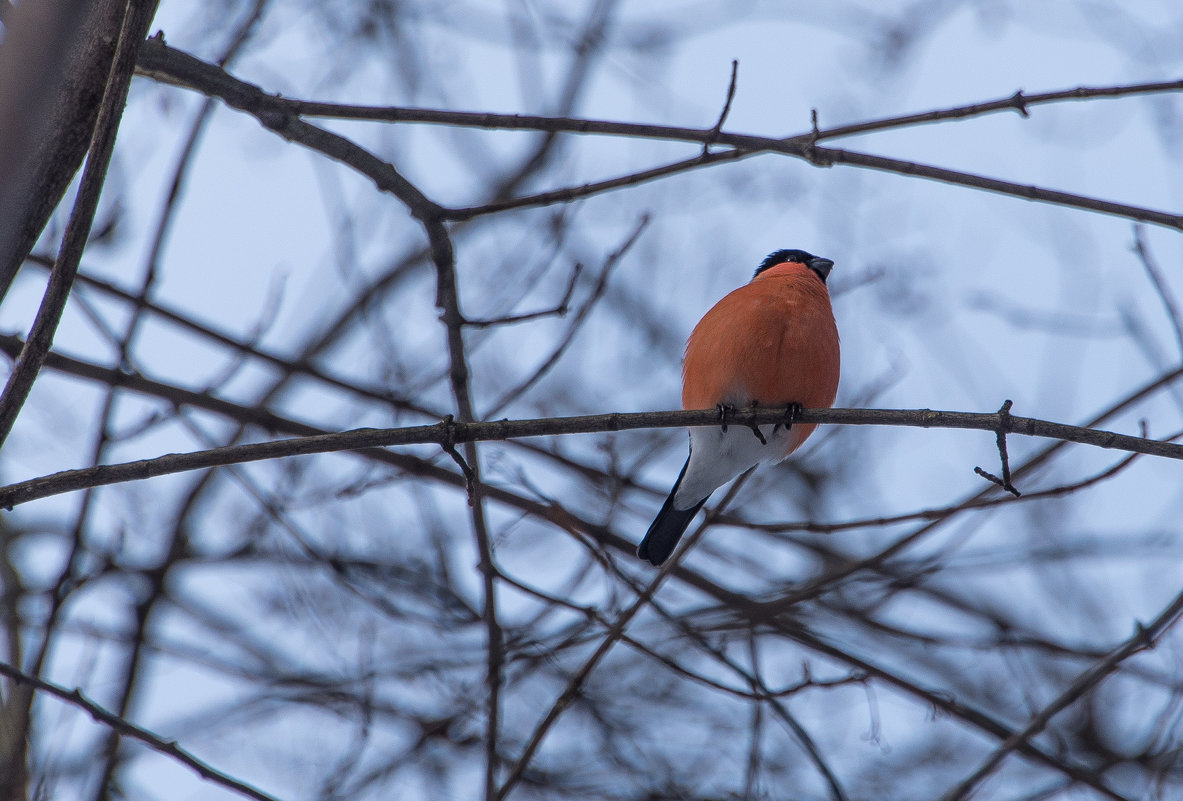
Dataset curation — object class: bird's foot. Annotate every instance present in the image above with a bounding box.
[746,400,767,444]
[772,402,803,435]
[715,403,735,433]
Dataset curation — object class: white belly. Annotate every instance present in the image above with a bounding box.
[674,422,806,509]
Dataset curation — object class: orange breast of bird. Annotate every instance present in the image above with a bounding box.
[681,261,840,455]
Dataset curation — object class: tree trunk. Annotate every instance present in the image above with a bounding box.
[0,0,148,304]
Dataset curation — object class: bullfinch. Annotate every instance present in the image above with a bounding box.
[637,249,840,565]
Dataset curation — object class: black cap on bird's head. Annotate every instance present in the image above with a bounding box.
[755,249,834,283]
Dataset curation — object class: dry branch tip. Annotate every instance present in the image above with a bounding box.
[974,400,1021,497]
[1009,90,1030,117]
[439,414,476,504]
[703,59,739,154]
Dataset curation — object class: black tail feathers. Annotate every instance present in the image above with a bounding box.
[637,457,708,566]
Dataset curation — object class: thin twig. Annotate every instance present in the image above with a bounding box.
[805,82,1183,141]
[440,414,476,503]
[804,108,821,164]
[446,149,745,221]
[974,399,1021,496]
[464,262,582,328]
[1132,224,1183,360]
[27,257,423,410]
[703,59,739,154]
[743,634,764,801]
[744,446,1146,534]
[0,659,283,801]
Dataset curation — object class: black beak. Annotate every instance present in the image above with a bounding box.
[808,257,834,282]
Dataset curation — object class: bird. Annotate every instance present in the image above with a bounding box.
[636,249,840,566]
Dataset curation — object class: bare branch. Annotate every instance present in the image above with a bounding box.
[0,659,284,801]
[0,402,1180,510]
[744,447,1147,534]
[447,149,745,221]
[463,262,582,328]
[1132,225,1183,360]
[702,58,739,152]
[808,80,1183,140]
[134,39,1183,231]
[25,257,424,411]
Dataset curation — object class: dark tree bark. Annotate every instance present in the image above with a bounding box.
[0,0,157,304]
